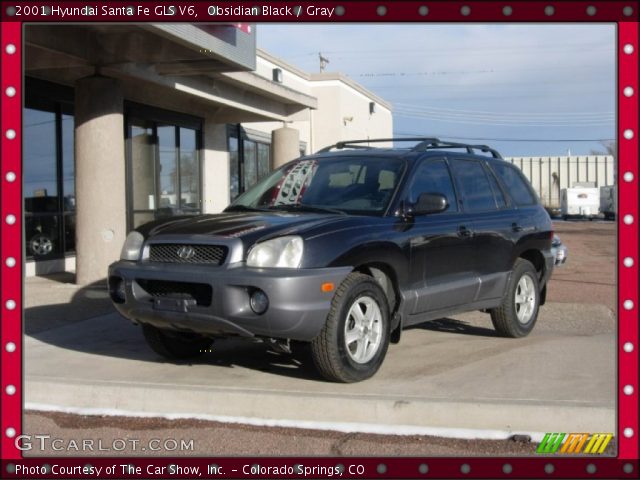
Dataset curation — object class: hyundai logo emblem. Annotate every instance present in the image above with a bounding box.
[177,245,195,260]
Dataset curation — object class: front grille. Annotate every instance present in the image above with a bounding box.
[148,244,227,265]
[137,279,212,306]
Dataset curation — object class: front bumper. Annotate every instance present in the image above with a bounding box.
[108,261,352,341]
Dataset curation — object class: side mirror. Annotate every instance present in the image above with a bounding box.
[414,192,448,215]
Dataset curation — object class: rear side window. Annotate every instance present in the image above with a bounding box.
[408,159,458,213]
[484,166,507,208]
[491,162,537,206]
[450,159,499,212]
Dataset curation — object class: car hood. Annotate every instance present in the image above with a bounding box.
[137,211,350,246]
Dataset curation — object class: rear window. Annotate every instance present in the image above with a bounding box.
[491,162,537,206]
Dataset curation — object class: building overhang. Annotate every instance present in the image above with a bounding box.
[24,24,315,123]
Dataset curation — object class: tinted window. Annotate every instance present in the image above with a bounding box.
[491,162,537,206]
[408,159,457,212]
[485,166,507,208]
[450,159,498,212]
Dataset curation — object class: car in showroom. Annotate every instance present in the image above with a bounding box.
[109,138,556,383]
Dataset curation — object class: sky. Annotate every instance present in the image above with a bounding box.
[257,24,616,157]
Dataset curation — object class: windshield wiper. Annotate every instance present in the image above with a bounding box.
[270,204,347,215]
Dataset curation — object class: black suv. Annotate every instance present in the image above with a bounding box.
[109,138,555,383]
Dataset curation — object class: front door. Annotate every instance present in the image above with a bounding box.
[405,158,478,315]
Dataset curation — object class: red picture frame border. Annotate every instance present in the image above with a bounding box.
[1,2,638,477]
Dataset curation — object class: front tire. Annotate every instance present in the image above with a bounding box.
[311,273,390,383]
[142,324,213,360]
[490,259,540,338]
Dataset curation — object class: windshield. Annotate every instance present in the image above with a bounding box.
[227,157,406,215]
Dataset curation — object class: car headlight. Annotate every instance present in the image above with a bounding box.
[120,231,145,261]
[247,236,304,268]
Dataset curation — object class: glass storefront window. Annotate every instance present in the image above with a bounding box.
[131,122,156,211]
[157,125,178,215]
[257,143,270,180]
[229,136,239,200]
[229,127,276,199]
[62,112,75,211]
[24,100,75,260]
[24,108,57,200]
[179,128,199,213]
[243,139,258,190]
[126,107,202,231]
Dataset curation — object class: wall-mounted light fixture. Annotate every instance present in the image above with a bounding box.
[369,102,376,114]
[272,68,283,83]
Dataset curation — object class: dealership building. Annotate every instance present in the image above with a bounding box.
[23,24,392,283]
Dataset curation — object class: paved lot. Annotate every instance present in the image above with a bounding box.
[23,221,616,456]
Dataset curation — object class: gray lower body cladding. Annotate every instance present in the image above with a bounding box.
[108,261,352,341]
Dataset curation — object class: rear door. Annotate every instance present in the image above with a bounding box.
[449,157,514,302]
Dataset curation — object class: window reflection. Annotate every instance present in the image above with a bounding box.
[127,115,202,230]
[243,139,257,190]
[179,128,199,213]
[228,128,274,199]
[158,125,177,215]
[229,136,239,200]
[131,122,156,211]
[24,105,75,259]
[24,108,57,200]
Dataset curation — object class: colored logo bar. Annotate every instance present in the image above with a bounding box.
[537,433,614,454]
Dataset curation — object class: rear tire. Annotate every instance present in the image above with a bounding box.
[142,324,213,359]
[311,273,390,383]
[490,259,540,338]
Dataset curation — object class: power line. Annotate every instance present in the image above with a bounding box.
[394,132,615,142]
[393,111,613,127]
[288,41,608,58]
[392,102,614,118]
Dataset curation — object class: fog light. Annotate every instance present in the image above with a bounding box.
[250,289,269,314]
[116,280,126,300]
[109,277,126,303]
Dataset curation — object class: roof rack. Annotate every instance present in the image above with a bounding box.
[317,137,503,159]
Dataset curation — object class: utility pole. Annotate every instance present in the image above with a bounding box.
[319,52,329,72]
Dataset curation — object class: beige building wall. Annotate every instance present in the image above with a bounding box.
[244,51,393,156]
[310,79,392,151]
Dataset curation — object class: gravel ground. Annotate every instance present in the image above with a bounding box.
[24,220,616,457]
[546,220,615,311]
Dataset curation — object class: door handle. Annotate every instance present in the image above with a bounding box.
[511,222,523,232]
[458,225,473,237]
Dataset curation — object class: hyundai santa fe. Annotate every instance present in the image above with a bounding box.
[109,137,556,382]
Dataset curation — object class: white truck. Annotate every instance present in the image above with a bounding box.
[561,187,600,219]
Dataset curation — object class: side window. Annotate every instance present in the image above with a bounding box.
[491,162,537,206]
[408,159,457,213]
[484,165,507,208]
[450,159,499,212]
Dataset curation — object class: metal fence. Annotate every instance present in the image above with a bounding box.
[504,155,615,209]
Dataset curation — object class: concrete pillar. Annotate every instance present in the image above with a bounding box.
[202,119,230,213]
[74,76,126,285]
[272,126,300,169]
